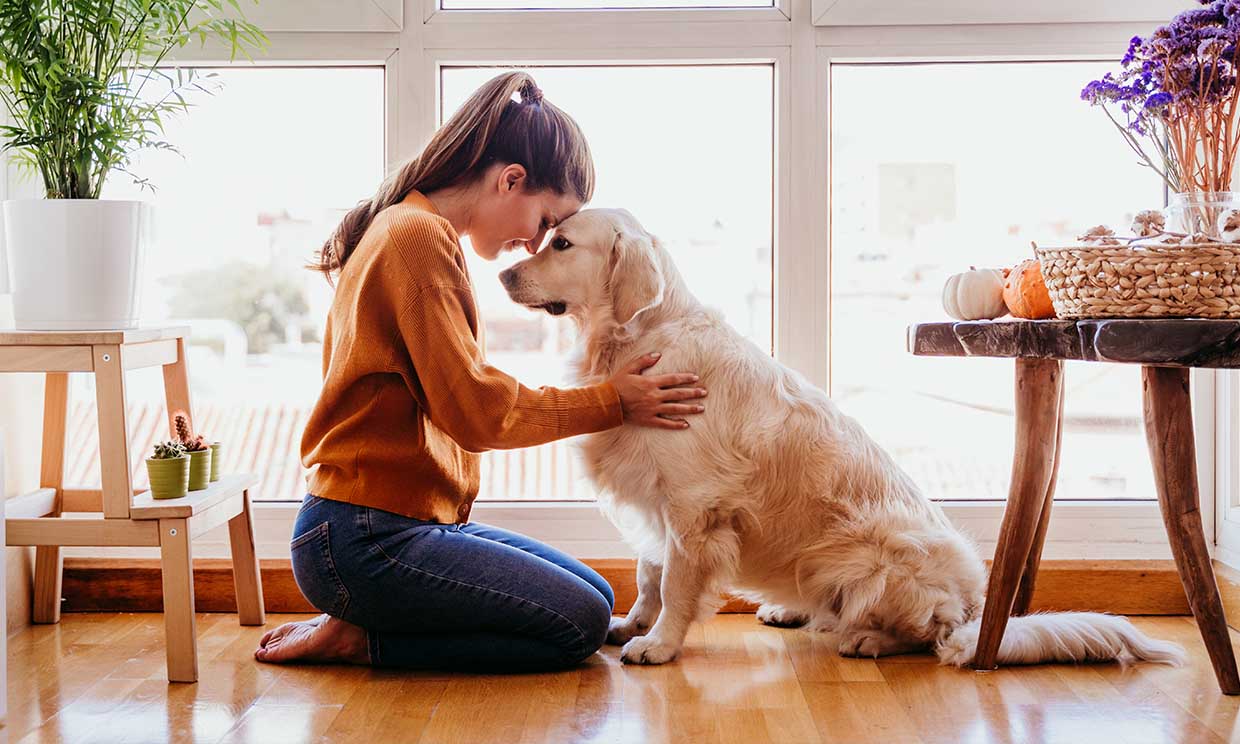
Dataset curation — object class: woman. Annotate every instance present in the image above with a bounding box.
[254,72,707,671]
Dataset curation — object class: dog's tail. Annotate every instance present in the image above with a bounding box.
[934,611,1186,667]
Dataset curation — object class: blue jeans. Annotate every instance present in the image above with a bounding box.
[289,494,615,672]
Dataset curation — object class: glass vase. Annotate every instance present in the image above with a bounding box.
[1168,191,1240,238]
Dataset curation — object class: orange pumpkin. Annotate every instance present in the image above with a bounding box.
[1003,259,1056,319]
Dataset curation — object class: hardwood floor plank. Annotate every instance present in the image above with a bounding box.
[217,704,346,744]
[319,671,421,744]
[418,676,534,744]
[801,681,924,744]
[8,613,1238,744]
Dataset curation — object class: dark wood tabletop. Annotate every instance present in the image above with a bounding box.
[908,319,1240,367]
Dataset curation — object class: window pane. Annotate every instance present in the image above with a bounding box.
[63,67,385,503]
[442,0,771,9]
[442,64,774,500]
[831,62,1162,501]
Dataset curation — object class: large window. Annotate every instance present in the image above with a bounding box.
[8,5,1194,560]
[442,64,774,500]
[63,67,386,504]
[830,61,1164,501]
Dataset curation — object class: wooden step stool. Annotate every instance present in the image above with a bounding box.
[2,327,266,683]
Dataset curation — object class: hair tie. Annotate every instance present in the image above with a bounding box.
[521,83,544,105]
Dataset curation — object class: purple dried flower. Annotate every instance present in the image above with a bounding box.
[1144,91,1173,111]
[1122,35,1143,66]
[1084,0,1240,192]
[1182,6,1226,26]
[1081,75,1123,103]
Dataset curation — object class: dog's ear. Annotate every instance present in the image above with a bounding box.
[609,228,665,328]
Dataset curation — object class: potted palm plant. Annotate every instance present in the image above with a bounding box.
[0,1,266,330]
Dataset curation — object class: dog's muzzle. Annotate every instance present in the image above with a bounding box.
[499,268,567,315]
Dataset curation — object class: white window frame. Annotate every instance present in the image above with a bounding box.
[1,4,1213,562]
[1213,371,1240,566]
[422,0,791,26]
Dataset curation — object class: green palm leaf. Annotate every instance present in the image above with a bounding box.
[0,0,268,199]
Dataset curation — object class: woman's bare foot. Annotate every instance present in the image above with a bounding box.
[254,613,369,665]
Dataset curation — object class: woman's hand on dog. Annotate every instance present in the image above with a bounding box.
[611,352,707,430]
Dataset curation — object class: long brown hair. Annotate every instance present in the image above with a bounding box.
[313,71,595,284]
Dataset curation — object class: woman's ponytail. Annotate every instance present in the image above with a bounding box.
[313,71,594,284]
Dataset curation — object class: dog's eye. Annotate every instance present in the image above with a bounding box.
[550,235,572,251]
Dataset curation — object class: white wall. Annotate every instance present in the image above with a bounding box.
[0,109,44,637]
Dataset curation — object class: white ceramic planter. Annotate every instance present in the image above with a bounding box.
[2,199,150,330]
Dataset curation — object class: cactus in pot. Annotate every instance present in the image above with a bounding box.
[174,411,212,491]
[146,440,189,500]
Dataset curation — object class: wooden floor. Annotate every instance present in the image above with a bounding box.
[5,613,1240,743]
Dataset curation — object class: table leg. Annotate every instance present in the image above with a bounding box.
[972,358,1064,670]
[1143,366,1240,695]
[228,490,266,626]
[162,337,193,437]
[33,373,69,624]
[1012,369,1065,616]
[160,517,198,683]
[94,345,133,520]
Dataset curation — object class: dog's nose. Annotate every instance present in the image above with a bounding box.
[499,268,518,290]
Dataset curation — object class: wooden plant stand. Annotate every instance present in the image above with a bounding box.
[2,327,265,683]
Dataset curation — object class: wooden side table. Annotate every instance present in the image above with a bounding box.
[2,327,265,683]
[910,318,1240,694]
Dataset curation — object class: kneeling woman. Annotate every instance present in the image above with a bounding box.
[255,72,706,672]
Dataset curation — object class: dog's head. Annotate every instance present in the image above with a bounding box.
[499,208,665,329]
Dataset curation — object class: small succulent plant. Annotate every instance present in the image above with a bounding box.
[151,440,186,460]
[173,411,210,452]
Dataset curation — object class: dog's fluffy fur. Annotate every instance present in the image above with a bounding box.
[501,208,1185,668]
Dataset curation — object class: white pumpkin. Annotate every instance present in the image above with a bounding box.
[942,268,1008,321]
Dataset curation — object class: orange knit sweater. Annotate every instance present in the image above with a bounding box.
[300,191,623,523]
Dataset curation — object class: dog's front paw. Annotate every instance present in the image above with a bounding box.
[838,631,885,659]
[620,635,680,665]
[606,616,648,646]
[805,615,839,634]
[756,604,809,628]
[837,629,922,658]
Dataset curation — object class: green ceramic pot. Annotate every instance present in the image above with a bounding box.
[209,441,222,482]
[187,448,212,491]
[146,455,189,500]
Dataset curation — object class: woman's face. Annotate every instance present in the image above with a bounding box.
[470,163,584,261]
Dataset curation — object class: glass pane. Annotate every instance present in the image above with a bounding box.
[830,62,1162,501]
[442,64,774,500]
[62,67,385,503]
[442,0,771,9]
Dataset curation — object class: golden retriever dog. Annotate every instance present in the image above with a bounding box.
[499,208,1184,668]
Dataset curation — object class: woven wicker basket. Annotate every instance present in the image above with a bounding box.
[1034,241,1240,319]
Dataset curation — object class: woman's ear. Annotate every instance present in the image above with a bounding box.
[609,229,665,328]
[499,163,527,193]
